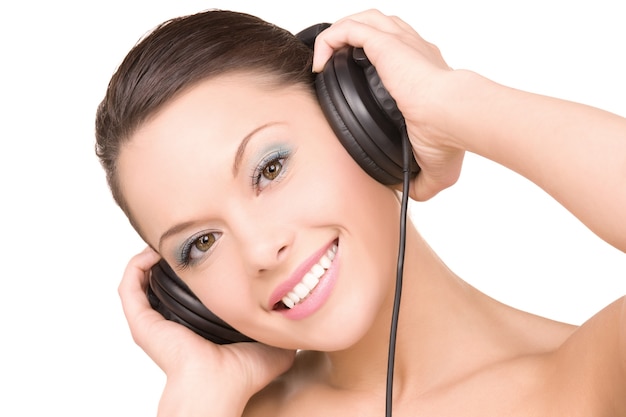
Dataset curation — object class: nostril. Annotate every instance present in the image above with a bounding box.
[277,245,288,259]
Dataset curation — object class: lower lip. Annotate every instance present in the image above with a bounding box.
[278,245,340,320]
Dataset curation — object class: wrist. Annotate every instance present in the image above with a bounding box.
[418,69,501,153]
[158,371,248,417]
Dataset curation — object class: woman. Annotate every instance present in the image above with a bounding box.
[96,9,626,416]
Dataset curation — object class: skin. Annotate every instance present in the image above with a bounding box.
[116,9,626,417]
[119,74,403,351]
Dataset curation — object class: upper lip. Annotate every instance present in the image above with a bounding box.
[268,239,337,309]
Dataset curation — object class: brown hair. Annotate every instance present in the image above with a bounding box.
[95,9,315,229]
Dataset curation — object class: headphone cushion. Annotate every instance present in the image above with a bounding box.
[315,63,403,185]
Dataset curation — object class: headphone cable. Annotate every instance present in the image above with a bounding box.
[385,123,411,417]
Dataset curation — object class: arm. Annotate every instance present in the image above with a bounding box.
[118,248,295,417]
[313,10,626,251]
[432,71,626,251]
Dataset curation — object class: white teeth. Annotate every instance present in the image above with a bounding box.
[302,273,319,290]
[319,255,332,269]
[282,297,295,309]
[310,264,325,278]
[281,243,337,309]
[293,283,310,299]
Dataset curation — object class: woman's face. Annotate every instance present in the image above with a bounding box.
[118,73,401,350]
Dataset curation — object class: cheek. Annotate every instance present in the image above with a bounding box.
[301,144,402,347]
[298,132,402,272]
[323,142,401,230]
[178,253,256,324]
[302,133,390,200]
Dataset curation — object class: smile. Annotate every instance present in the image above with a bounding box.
[278,242,338,309]
[274,241,338,310]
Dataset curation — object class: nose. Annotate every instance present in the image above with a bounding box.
[229,206,293,276]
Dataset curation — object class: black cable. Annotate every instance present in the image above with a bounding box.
[385,123,411,417]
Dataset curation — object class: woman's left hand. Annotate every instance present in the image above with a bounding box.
[313,9,465,201]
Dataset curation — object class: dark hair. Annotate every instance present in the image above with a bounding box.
[95,9,315,229]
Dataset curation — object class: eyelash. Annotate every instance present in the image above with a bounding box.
[250,148,291,191]
[175,148,291,269]
[176,231,221,269]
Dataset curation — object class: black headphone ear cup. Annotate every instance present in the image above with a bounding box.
[148,259,255,344]
[315,70,400,185]
[315,46,419,185]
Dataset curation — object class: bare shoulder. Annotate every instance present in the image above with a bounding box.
[549,295,626,415]
[424,296,626,416]
[244,298,626,416]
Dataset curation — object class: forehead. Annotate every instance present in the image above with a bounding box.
[136,73,299,140]
[116,74,317,246]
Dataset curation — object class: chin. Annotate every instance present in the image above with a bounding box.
[306,307,384,352]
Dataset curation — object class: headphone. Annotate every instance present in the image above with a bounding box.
[147,23,420,345]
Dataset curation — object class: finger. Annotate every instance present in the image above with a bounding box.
[312,11,413,72]
[118,247,165,348]
[118,246,160,306]
[331,9,410,35]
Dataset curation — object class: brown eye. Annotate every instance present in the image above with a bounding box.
[262,160,282,180]
[253,149,290,190]
[180,232,221,267]
[194,234,216,252]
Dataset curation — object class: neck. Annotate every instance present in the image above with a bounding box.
[321,222,494,396]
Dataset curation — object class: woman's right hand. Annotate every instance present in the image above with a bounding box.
[118,247,296,417]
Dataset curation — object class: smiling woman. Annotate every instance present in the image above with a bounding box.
[95,7,626,417]
[116,71,401,351]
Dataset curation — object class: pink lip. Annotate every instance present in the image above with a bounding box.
[268,239,339,319]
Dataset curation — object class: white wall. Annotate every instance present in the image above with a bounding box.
[1,1,624,415]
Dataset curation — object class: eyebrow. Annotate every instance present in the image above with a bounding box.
[158,220,196,253]
[232,122,281,177]
[158,122,282,252]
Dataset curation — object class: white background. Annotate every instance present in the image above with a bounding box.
[1,1,624,415]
